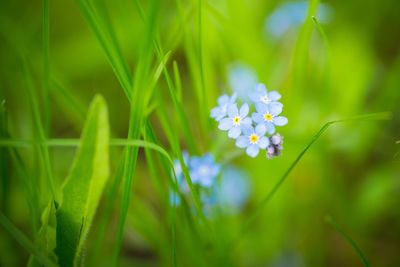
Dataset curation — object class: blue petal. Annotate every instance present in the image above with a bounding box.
[273,116,288,126]
[228,127,241,139]
[252,112,264,124]
[249,92,261,102]
[268,91,281,101]
[203,154,214,164]
[218,94,229,105]
[255,123,267,136]
[266,122,275,134]
[200,176,214,187]
[227,103,238,117]
[229,93,238,103]
[241,117,252,127]
[255,83,267,94]
[258,136,270,149]
[246,145,260,158]
[239,103,249,117]
[236,136,249,148]
[242,126,254,136]
[210,107,224,120]
[218,118,232,130]
[269,103,283,116]
[189,156,201,169]
[255,102,268,113]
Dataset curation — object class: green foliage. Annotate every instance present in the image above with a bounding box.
[0,0,399,266]
[54,95,110,267]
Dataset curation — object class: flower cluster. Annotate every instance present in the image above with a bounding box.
[170,152,249,216]
[210,83,287,158]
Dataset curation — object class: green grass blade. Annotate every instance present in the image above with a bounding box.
[112,0,160,263]
[291,0,320,94]
[54,95,110,267]
[1,101,41,234]
[241,112,391,235]
[173,61,183,103]
[197,0,207,128]
[22,59,59,203]
[42,0,51,135]
[76,0,132,99]
[325,216,370,267]
[28,201,57,267]
[0,100,10,213]
[0,212,57,267]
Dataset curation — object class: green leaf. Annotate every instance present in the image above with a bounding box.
[28,201,57,267]
[54,95,110,267]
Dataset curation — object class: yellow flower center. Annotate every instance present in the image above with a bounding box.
[249,134,259,144]
[264,113,273,122]
[232,116,241,126]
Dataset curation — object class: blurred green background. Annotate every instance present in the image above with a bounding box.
[1,0,399,266]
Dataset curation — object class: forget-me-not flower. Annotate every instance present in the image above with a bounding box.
[189,154,220,187]
[218,103,252,138]
[252,103,288,134]
[210,93,237,121]
[236,124,270,157]
[249,83,282,107]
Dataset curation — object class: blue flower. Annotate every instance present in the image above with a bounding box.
[249,83,282,107]
[228,63,258,101]
[210,93,237,121]
[266,133,284,159]
[252,103,288,134]
[199,166,250,217]
[236,124,270,157]
[218,166,250,214]
[189,154,220,187]
[218,103,252,139]
[265,1,332,38]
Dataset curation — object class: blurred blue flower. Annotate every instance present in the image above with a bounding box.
[249,83,282,107]
[210,93,237,121]
[200,166,250,217]
[218,166,250,214]
[189,154,220,187]
[218,103,252,139]
[266,133,284,159]
[252,103,288,134]
[236,124,270,157]
[265,1,332,38]
[228,63,258,101]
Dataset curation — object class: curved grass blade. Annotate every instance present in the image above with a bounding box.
[54,95,110,267]
[76,0,132,99]
[0,212,57,267]
[325,216,370,267]
[241,112,391,236]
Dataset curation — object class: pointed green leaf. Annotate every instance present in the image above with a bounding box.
[55,95,110,267]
